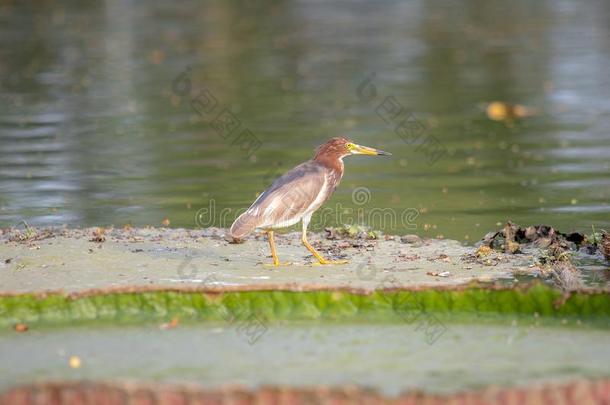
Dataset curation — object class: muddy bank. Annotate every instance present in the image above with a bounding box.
[0,225,608,295]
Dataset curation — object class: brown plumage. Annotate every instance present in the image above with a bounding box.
[230,137,391,266]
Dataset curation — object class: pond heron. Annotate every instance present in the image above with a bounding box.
[230,137,391,266]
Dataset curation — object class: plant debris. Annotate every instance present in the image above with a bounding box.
[400,234,422,244]
[8,223,55,244]
[601,231,610,261]
[426,271,451,277]
[550,261,581,292]
[159,317,180,330]
[480,222,589,258]
[475,246,492,257]
[13,323,28,333]
[89,227,106,243]
[397,253,420,261]
[427,254,451,263]
[477,221,606,291]
[325,225,380,240]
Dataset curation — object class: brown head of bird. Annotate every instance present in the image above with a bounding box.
[230,137,391,266]
[314,137,391,173]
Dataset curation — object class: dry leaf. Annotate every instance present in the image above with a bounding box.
[14,323,28,333]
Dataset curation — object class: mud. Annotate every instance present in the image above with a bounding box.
[0,226,537,294]
[0,225,607,294]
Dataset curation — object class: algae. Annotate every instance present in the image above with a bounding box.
[0,284,609,330]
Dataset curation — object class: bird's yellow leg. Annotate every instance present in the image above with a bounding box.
[264,230,291,267]
[301,230,349,265]
[267,230,280,266]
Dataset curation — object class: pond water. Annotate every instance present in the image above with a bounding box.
[2,322,610,395]
[1,0,609,241]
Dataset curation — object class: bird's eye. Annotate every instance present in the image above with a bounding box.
[346,143,354,149]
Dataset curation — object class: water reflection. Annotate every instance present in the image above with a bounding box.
[0,0,609,242]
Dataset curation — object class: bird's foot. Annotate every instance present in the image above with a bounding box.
[313,259,349,266]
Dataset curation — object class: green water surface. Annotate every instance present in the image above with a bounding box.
[1,323,609,395]
[1,0,609,241]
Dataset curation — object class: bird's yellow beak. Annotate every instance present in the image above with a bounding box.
[348,143,392,156]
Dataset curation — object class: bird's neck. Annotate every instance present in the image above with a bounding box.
[313,154,344,177]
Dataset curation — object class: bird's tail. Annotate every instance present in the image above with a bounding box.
[230,211,259,239]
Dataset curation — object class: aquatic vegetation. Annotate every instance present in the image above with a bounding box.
[0,284,608,330]
[324,224,381,240]
[7,221,54,244]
